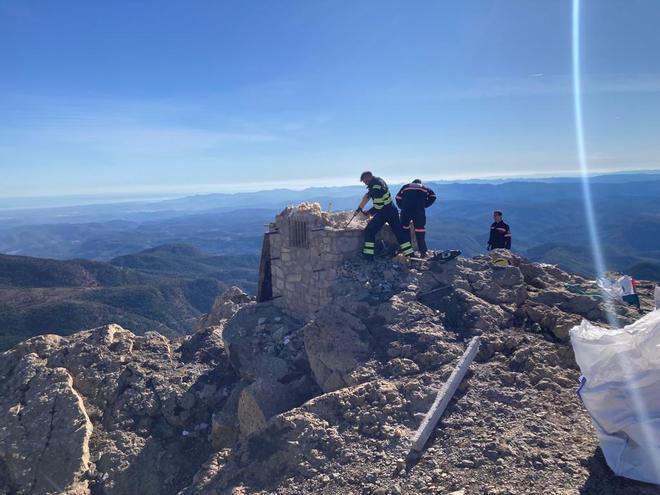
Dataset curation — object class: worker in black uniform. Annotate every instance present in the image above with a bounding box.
[487,210,512,250]
[395,179,437,258]
[356,171,414,259]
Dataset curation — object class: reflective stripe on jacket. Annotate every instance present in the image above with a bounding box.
[395,182,436,210]
[367,177,394,210]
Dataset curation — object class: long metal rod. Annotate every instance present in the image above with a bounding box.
[345,211,359,228]
[410,336,481,452]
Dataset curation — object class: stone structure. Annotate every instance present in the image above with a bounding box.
[259,203,396,317]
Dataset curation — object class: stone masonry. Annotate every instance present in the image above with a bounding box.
[263,203,396,318]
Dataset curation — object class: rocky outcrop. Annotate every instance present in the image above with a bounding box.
[189,250,652,494]
[210,298,319,444]
[196,286,254,331]
[416,249,642,342]
[0,351,92,495]
[303,306,373,392]
[1,254,656,495]
[0,322,237,495]
[222,302,304,382]
[237,377,314,437]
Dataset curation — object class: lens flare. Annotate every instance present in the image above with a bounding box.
[572,0,660,478]
[572,0,608,288]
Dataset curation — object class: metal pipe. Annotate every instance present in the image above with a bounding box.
[410,336,481,452]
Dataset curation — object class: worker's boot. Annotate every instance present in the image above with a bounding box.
[415,231,427,255]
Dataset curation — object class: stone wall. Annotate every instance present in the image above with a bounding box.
[264,204,395,318]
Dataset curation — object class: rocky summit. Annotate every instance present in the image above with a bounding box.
[1,249,657,495]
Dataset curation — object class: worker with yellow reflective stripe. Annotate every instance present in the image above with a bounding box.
[355,171,414,260]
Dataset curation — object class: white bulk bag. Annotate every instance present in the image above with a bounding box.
[570,310,660,485]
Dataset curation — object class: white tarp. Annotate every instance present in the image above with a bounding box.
[570,310,660,484]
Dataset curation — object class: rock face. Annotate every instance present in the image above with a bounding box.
[303,306,373,392]
[195,286,254,331]
[0,311,240,495]
[219,300,318,441]
[0,350,92,495]
[1,254,656,495]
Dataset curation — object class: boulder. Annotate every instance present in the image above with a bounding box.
[530,290,602,321]
[197,286,255,331]
[523,302,582,342]
[211,381,249,449]
[303,307,372,393]
[222,302,304,382]
[0,353,92,495]
[2,246,657,495]
[179,326,226,364]
[438,288,511,333]
[477,265,527,305]
[238,377,314,436]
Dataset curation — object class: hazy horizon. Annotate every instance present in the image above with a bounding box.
[1,167,659,211]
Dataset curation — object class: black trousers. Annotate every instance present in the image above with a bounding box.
[400,208,427,254]
[363,205,414,257]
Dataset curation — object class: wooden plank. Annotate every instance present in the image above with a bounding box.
[410,336,481,452]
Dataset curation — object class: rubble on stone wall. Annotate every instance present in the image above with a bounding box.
[335,256,415,303]
[281,202,326,219]
[278,202,368,230]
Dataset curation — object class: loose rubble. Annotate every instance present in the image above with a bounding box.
[278,202,370,230]
[1,249,658,495]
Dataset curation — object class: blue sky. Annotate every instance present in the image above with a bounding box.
[1,0,660,198]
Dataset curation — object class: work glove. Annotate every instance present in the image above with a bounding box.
[355,207,363,214]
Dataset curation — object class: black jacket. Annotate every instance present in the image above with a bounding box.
[395,182,436,211]
[366,176,395,214]
[488,220,512,250]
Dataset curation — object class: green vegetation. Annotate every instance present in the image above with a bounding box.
[0,245,259,350]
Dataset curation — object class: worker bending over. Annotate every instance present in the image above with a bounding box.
[356,171,414,259]
[395,179,436,258]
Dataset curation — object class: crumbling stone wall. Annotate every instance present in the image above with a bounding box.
[263,204,397,318]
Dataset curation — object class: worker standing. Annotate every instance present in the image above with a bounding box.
[395,179,437,258]
[356,171,414,259]
[487,210,512,250]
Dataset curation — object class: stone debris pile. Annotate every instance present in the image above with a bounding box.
[336,255,414,302]
[279,201,371,230]
[279,201,327,221]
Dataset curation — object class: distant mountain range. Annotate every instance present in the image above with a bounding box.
[0,245,258,350]
[1,171,659,282]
